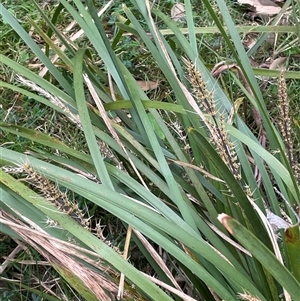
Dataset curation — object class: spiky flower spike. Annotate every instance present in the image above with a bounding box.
[2,164,122,253]
[21,163,90,229]
[185,60,241,181]
[277,72,298,182]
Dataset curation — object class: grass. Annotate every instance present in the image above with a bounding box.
[0,0,299,300]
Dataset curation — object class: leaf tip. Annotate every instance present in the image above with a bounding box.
[218,213,233,234]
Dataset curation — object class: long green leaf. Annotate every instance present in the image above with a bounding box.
[219,214,300,300]
[74,48,114,189]
[0,4,73,95]
[227,125,300,203]
[0,56,76,108]
[1,148,269,300]
[0,169,173,301]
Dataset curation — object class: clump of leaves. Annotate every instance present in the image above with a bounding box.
[0,1,299,301]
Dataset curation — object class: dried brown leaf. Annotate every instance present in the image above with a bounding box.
[269,57,287,70]
[137,80,159,91]
[238,0,281,15]
[171,3,186,21]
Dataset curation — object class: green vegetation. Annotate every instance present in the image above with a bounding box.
[0,0,299,300]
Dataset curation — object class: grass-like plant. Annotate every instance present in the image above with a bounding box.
[0,0,299,300]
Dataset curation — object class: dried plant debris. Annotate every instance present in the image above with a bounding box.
[0,209,120,301]
[1,163,122,254]
[137,80,159,91]
[171,3,186,22]
[237,0,282,15]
